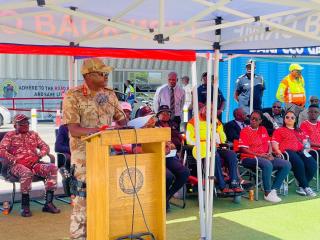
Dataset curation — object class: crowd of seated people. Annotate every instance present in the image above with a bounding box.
[48,89,320,211]
[239,111,291,203]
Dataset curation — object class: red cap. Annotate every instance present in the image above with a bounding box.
[13,114,29,124]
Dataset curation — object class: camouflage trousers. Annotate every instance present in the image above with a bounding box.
[10,162,58,194]
[70,165,86,240]
[70,196,86,240]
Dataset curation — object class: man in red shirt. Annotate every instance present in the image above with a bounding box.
[0,114,60,217]
[300,104,320,177]
[300,104,320,150]
[239,111,291,203]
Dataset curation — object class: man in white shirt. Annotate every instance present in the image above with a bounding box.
[154,72,185,127]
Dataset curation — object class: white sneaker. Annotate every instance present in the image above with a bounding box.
[264,189,282,203]
[296,187,307,196]
[304,187,317,197]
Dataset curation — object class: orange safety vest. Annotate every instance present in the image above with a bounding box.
[276,74,306,106]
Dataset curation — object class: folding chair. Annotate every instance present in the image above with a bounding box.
[308,149,319,192]
[0,154,55,214]
[55,128,73,204]
[235,140,288,201]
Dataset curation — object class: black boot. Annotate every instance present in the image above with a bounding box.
[21,194,32,217]
[42,191,60,214]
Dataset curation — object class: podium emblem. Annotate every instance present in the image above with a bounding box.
[119,167,144,195]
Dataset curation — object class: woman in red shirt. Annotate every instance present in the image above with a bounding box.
[239,111,291,203]
[272,110,317,197]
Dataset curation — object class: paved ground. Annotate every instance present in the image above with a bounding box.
[0,123,64,202]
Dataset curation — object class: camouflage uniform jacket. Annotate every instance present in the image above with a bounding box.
[62,83,124,180]
[0,131,49,169]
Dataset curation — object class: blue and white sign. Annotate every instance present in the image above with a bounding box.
[222,46,320,56]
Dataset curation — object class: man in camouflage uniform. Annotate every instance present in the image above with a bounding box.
[0,114,60,217]
[63,58,126,240]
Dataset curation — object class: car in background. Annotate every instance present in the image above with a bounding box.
[0,106,11,126]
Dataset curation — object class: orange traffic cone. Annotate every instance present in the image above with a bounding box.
[55,109,61,127]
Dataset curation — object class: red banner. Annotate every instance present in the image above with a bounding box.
[0,44,196,62]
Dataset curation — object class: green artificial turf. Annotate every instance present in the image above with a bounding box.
[1,185,319,240]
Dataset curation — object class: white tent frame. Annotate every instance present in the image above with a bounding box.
[1,1,320,239]
[1,1,320,49]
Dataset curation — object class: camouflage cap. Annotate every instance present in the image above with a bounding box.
[13,114,29,124]
[81,58,114,75]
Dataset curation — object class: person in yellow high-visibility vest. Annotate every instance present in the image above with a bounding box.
[186,103,243,194]
[276,63,306,117]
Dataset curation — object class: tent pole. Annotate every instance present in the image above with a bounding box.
[226,56,232,122]
[175,7,309,38]
[74,57,78,87]
[159,0,164,33]
[191,61,206,239]
[249,60,255,114]
[68,56,74,88]
[205,53,213,237]
[207,48,220,240]
[45,5,151,38]
[207,17,222,240]
[112,0,145,21]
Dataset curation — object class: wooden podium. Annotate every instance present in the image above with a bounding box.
[83,128,171,240]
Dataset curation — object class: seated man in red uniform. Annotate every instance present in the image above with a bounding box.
[0,114,60,217]
[300,104,320,167]
[300,104,320,150]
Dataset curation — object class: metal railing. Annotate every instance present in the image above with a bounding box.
[0,97,62,113]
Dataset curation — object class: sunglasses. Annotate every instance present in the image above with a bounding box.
[250,117,261,121]
[89,72,109,78]
[272,106,281,109]
[285,116,295,120]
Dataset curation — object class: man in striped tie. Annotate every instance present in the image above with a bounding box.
[154,72,185,128]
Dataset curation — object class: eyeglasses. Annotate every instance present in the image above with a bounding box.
[88,72,109,78]
[285,116,295,120]
[250,117,261,121]
[272,106,281,109]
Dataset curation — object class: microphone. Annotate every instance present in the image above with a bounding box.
[95,91,133,130]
